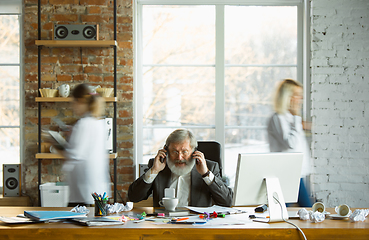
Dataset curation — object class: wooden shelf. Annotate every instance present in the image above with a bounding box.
[35,1,119,206]
[0,195,31,206]
[35,97,117,102]
[35,40,117,47]
[36,153,117,159]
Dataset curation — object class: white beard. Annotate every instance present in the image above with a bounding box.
[167,156,196,176]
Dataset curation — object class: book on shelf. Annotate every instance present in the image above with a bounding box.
[154,207,191,217]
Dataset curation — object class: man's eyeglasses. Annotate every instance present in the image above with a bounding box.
[169,150,191,157]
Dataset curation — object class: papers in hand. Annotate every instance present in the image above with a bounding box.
[24,210,86,221]
[52,117,70,132]
[43,130,67,150]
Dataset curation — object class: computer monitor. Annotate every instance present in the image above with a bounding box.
[232,152,303,223]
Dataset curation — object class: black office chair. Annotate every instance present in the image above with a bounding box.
[197,141,222,177]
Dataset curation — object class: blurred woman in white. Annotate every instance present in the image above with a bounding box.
[267,79,312,207]
[61,83,111,207]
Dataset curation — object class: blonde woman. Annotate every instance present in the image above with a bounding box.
[267,79,312,207]
[61,83,111,207]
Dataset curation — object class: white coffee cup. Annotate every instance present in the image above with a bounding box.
[58,84,70,97]
[125,202,134,211]
[312,202,325,213]
[335,204,351,217]
[159,197,178,211]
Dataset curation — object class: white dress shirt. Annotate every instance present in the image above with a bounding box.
[144,167,215,207]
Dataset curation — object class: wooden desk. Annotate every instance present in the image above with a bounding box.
[0,207,368,240]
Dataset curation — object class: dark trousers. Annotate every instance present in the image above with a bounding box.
[297,178,313,207]
[286,178,313,207]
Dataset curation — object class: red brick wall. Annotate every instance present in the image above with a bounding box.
[23,0,134,205]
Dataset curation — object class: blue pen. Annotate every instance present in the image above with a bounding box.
[102,192,106,199]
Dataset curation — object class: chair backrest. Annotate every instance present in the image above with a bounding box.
[197,141,222,177]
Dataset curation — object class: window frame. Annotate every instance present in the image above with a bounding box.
[0,0,23,189]
[134,0,310,178]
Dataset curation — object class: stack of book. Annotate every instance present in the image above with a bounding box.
[154,207,191,217]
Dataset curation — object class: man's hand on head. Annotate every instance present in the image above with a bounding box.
[193,150,208,176]
[151,148,167,174]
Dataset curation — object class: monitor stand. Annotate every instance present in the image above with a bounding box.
[254,177,289,223]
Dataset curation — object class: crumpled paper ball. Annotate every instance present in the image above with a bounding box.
[107,202,134,214]
[298,208,325,222]
[349,209,369,222]
[71,205,90,214]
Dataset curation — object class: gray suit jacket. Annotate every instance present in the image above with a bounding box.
[128,159,233,207]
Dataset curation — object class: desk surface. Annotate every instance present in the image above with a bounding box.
[0,207,368,240]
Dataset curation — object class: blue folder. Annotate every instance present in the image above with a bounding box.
[24,211,87,221]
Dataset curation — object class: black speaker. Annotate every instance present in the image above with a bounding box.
[54,24,99,40]
[3,164,21,197]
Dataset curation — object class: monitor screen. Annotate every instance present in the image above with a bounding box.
[233,152,303,207]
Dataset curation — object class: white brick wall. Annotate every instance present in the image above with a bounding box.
[311,0,369,207]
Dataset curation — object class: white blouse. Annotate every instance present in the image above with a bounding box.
[63,116,111,204]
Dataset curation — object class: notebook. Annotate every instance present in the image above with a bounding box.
[68,217,124,226]
[154,207,191,217]
[24,211,87,221]
[0,216,44,224]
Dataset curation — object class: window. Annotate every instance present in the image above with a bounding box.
[135,0,308,186]
[0,1,22,188]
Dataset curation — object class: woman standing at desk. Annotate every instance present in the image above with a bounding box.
[61,83,111,207]
[267,79,312,207]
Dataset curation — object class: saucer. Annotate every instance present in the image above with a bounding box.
[323,211,331,216]
[329,214,350,220]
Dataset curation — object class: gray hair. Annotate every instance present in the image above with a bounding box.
[165,129,198,150]
[274,79,303,114]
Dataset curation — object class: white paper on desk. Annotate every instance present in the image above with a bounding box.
[206,217,246,226]
[186,205,246,214]
[253,211,270,218]
[0,216,42,224]
[172,214,246,226]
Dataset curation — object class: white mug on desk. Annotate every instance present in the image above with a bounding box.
[312,202,325,213]
[159,197,178,211]
[335,204,351,217]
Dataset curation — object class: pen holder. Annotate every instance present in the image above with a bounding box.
[94,200,107,216]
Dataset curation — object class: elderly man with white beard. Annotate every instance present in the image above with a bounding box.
[128,129,233,207]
